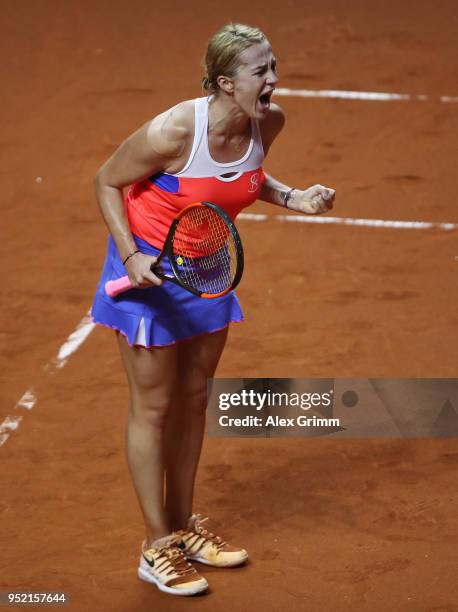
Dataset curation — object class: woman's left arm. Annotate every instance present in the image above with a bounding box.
[260,173,335,214]
[259,103,336,214]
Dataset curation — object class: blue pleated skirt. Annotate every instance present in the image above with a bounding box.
[91,235,243,347]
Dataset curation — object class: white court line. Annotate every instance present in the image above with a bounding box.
[238,213,457,231]
[0,390,36,447]
[16,389,37,410]
[1,311,94,448]
[239,213,268,221]
[0,415,25,447]
[47,311,95,371]
[274,88,458,103]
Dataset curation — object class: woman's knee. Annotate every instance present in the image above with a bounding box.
[130,387,174,428]
[118,339,178,428]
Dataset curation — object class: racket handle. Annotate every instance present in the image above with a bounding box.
[105,275,134,297]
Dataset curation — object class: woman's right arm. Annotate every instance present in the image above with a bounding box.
[94,107,189,287]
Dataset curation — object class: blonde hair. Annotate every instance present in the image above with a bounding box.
[202,23,267,94]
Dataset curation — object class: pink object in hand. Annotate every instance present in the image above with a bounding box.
[105,276,134,297]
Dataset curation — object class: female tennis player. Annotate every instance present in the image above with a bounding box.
[91,23,335,596]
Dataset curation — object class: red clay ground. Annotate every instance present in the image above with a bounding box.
[1,1,457,610]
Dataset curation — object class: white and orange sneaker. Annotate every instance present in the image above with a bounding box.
[175,514,249,568]
[138,534,208,596]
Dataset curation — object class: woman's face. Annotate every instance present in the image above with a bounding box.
[229,39,278,120]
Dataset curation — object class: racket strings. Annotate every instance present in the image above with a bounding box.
[172,207,238,294]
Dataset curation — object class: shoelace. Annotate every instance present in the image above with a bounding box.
[152,542,196,577]
[192,515,227,552]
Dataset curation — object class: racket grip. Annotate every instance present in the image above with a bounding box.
[105,275,134,297]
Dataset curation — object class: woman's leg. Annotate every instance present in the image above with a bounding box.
[163,327,229,531]
[117,332,178,546]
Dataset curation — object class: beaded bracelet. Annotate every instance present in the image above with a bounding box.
[122,250,140,265]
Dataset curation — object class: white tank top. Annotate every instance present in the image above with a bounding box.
[175,96,265,180]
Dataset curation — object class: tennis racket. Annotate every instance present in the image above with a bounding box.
[105,201,244,299]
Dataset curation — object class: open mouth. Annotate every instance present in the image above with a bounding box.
[258,90,273,110]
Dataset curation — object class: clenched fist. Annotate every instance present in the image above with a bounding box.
[287,184,336,214]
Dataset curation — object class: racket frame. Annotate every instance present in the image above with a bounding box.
[150,201,244,298]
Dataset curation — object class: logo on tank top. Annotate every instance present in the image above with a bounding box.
[248,172,260,193]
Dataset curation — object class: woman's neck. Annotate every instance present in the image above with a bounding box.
[207,94,250,139]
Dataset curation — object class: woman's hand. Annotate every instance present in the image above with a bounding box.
[287,184,336,214]
[124,252,163,288]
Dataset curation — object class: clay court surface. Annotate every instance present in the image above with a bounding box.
[1,1,457,610]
